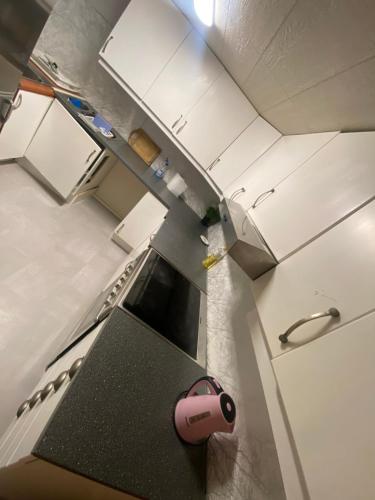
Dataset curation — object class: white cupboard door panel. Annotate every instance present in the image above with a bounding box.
[210,117,281,191]
[273,311,375,500]
[251,132,375,259]
[0,366,53,468]
[251,201,375,359]
[178,72,258,170]
[113,193,168,252]
[7,326,103,466]
[100,0,191,98]
[224,131,338,210]
[25,100,101,199]
[143,31,222,130]
[0,91,53,161]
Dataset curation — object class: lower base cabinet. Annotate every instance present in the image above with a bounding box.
[0,90,53,161]
[112,192,168,252]
[25,100,102,200]
[273,310,375,500]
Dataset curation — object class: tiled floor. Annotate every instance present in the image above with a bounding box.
[0,162,126,435]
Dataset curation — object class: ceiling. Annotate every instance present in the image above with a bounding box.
[173,0,375,134]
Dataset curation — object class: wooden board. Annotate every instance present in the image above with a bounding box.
[128,128,161,165]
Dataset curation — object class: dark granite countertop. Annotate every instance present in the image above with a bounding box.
[34,308,207,500]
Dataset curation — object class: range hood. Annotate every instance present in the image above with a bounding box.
[220,199,277,280]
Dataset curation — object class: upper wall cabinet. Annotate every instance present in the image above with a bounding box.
[177,72,258,170]
[250,131,375,259]
[143,31,223,131]
[99,0,191,98]
[209,117,281,192]
[224,131,338,210]
[99,0,259,180]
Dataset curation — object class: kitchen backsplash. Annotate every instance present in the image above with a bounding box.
[34,0,218,216]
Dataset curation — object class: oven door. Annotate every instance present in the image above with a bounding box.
[119,250,205,364]
[47,284,115,368]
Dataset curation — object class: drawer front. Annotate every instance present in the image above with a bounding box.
[252,200,375,358]
[0,324,103,468]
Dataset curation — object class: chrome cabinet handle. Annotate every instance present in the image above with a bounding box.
[11,93,22,111]
[208,158,220,171]
[279,308,340,344]
[40,382,55,402]
[251,189,275,209]
[86,150,97,164]
[29,390,43,409]
[17,400,30,418]
[171,114,183,129]
[176,120,187,135]
[69,358,83,379]
[102,35,114,53]
[53,371,69,392]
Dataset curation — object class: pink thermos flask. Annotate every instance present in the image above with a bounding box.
[174,376,236,445]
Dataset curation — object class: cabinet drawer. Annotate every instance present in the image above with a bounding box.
[250,131,375,259]
[272,310,375,500]
[0,324,103,468]
[252,200,375,358]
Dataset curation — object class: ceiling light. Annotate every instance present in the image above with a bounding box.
[194,0,214,27]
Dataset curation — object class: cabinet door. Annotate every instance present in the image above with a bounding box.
[25,100,101,199]
[224,131,338,210]
[113,192,168,252]
[2,325,103,468]
[143,31,222,131]
[273,311,375,500]
[0,91,53,161]
[250,132,375,259]
[209,117,281,191]
[100,0,191,99]
[177,72,258,170]
[251,201,375,359]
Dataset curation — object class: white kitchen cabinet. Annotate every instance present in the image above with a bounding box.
[273,310,375,500]
[112,192,168,252]
[251,200,375,359]
[250,131,375,259]
[177,72,258,170]
[99,0,191,99]
[25,100,102,199]
[224,131,338,210]
[209,117,281,191]
[0,90,53,161]
[0,324,103,468]
[143,31,223,131]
